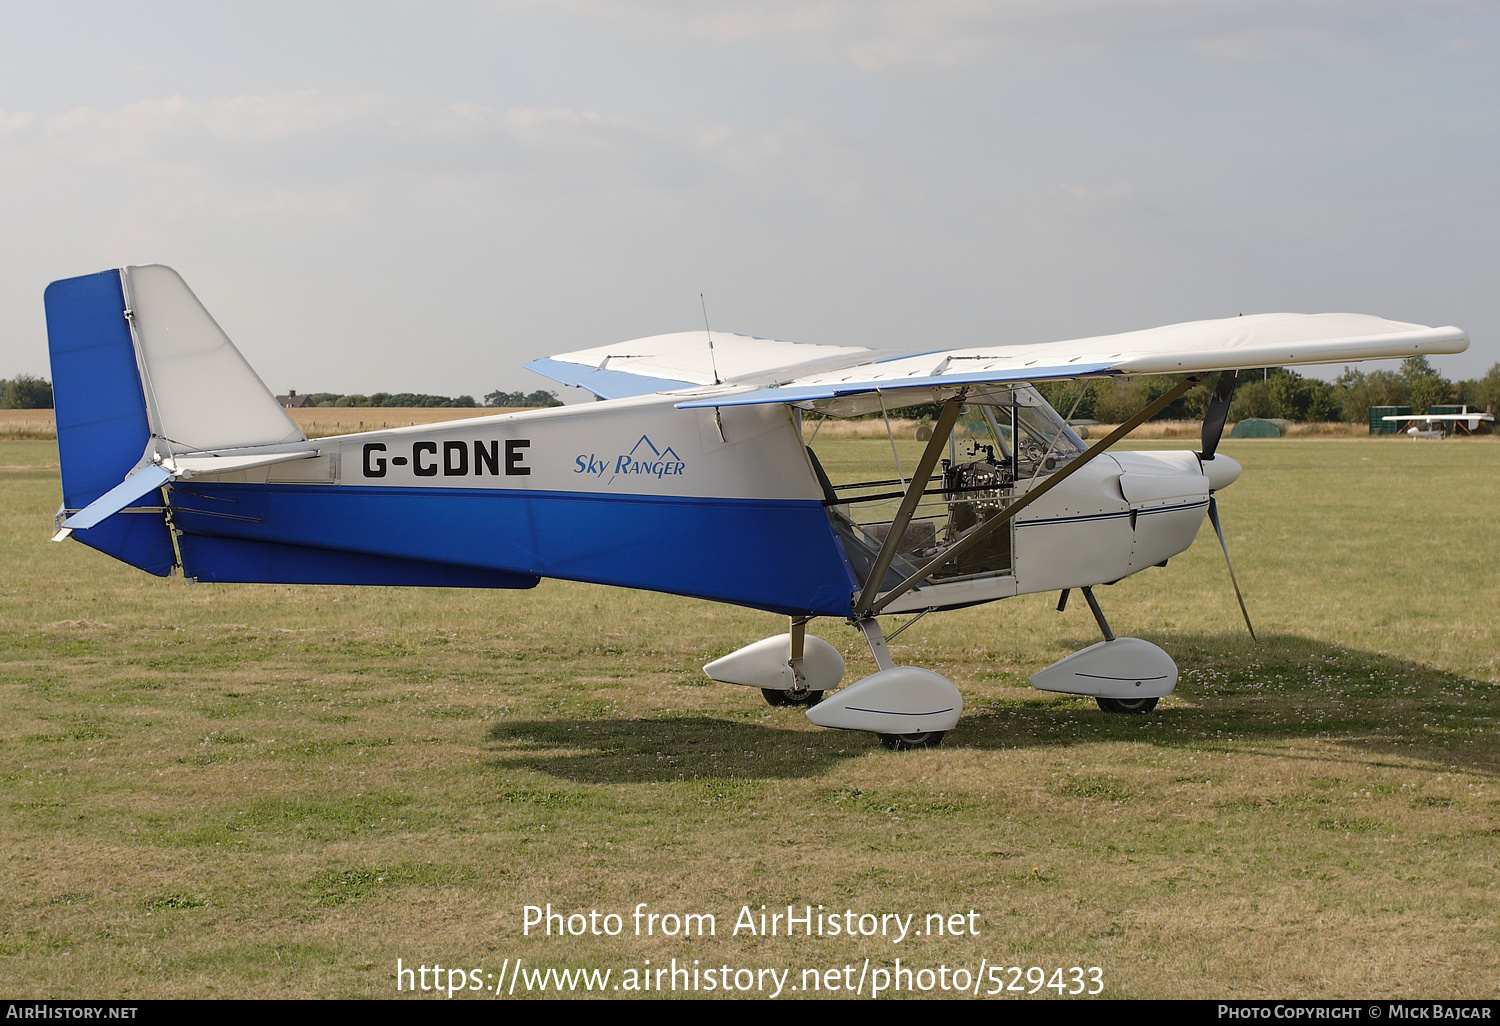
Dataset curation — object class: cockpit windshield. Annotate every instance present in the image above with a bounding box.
[806,384,1085,592]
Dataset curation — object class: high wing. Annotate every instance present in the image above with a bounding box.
[528,312,1467,415]
[525,331,882,400]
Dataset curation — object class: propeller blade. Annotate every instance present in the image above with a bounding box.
[1200,370,1239,461]
[1207,494,1256,640]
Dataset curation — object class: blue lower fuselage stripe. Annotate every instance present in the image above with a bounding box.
[169,483,859,616]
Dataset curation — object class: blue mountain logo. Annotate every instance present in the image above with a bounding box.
[627,436,682,463]
[574,435,688,485]
[609,435,685,483]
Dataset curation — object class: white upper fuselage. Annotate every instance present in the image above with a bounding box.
[198,391,1234,616]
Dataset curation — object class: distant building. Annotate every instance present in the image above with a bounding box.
[277,390,313,408]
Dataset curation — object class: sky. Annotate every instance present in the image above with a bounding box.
[2,0,1497,398]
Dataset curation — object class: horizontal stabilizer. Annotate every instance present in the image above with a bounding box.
[165,449,319,477]
[55,446,321,540]
[59,464,171,532]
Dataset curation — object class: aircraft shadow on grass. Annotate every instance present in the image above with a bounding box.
[484,633,1497,786]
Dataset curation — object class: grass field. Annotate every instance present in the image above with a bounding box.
[1,435,1497,999]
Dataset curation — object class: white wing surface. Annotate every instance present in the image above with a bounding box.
[525,330,880,400]
[677,312,1467,413]
[526,312,1466,414]
[1382,412,1494,422]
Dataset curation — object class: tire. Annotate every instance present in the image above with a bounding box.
[1096,696,1159,715]
[877,731,946,751]
[762,689,824,708]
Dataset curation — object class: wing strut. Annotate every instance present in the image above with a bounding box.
[867,374,1205,616]
[853,395,966,616]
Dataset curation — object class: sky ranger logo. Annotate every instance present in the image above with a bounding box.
[575,435,687,485]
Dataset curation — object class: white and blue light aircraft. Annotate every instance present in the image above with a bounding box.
[45,266,1468,748]
[1382,407,1494,438]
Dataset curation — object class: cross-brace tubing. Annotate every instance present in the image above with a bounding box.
[854,373,1205,618]
[852,394,966,615]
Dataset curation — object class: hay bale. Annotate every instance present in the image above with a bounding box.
[1230,418,1282,438]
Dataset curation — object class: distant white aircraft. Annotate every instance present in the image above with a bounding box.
[1382,407,1493,438]
[44,265,1468,749]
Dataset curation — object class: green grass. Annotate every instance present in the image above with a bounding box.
[1,437,1498,998]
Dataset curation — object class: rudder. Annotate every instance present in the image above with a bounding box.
[44,269,175,575]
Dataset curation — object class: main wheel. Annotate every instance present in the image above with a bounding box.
[878,731,946,751]
[762,688,824,707]
[1096,696,1159,715]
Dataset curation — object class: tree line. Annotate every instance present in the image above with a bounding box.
[8,360,1497,423]
[1034,358,1500,425]
[293,389,562,408]
[0,375,53,409]
[0,378,562,410]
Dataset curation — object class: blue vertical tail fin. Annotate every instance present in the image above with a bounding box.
[44,269,176,575]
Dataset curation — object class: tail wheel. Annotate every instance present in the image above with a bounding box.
[1096,696,1159,715]
[878,731,946,751]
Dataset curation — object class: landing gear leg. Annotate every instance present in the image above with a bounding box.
[1043,589,1169,715]
[1083,590,1158,713]
[1081,586,1114,642]
[856,616,895,671]
[761,616,824,706]
[859,618,946,750]
[804,618,962,746]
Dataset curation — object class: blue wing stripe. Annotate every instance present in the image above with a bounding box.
[525,358,695,399]
[674,362,1120,408]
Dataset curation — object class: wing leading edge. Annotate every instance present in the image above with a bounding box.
[527,312,1465,411]
[526,330,882,400]
[676,312,1467,411]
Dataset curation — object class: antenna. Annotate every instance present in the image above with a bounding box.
[700,293,722,386]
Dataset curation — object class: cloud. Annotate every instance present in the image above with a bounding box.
[526,0,1494,69]
[0,89,867,225]
[2,4,1493,388]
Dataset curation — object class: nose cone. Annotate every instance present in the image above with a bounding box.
[1201,454,1242,491]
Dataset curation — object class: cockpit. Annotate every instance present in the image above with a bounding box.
[805,385,1085,594]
